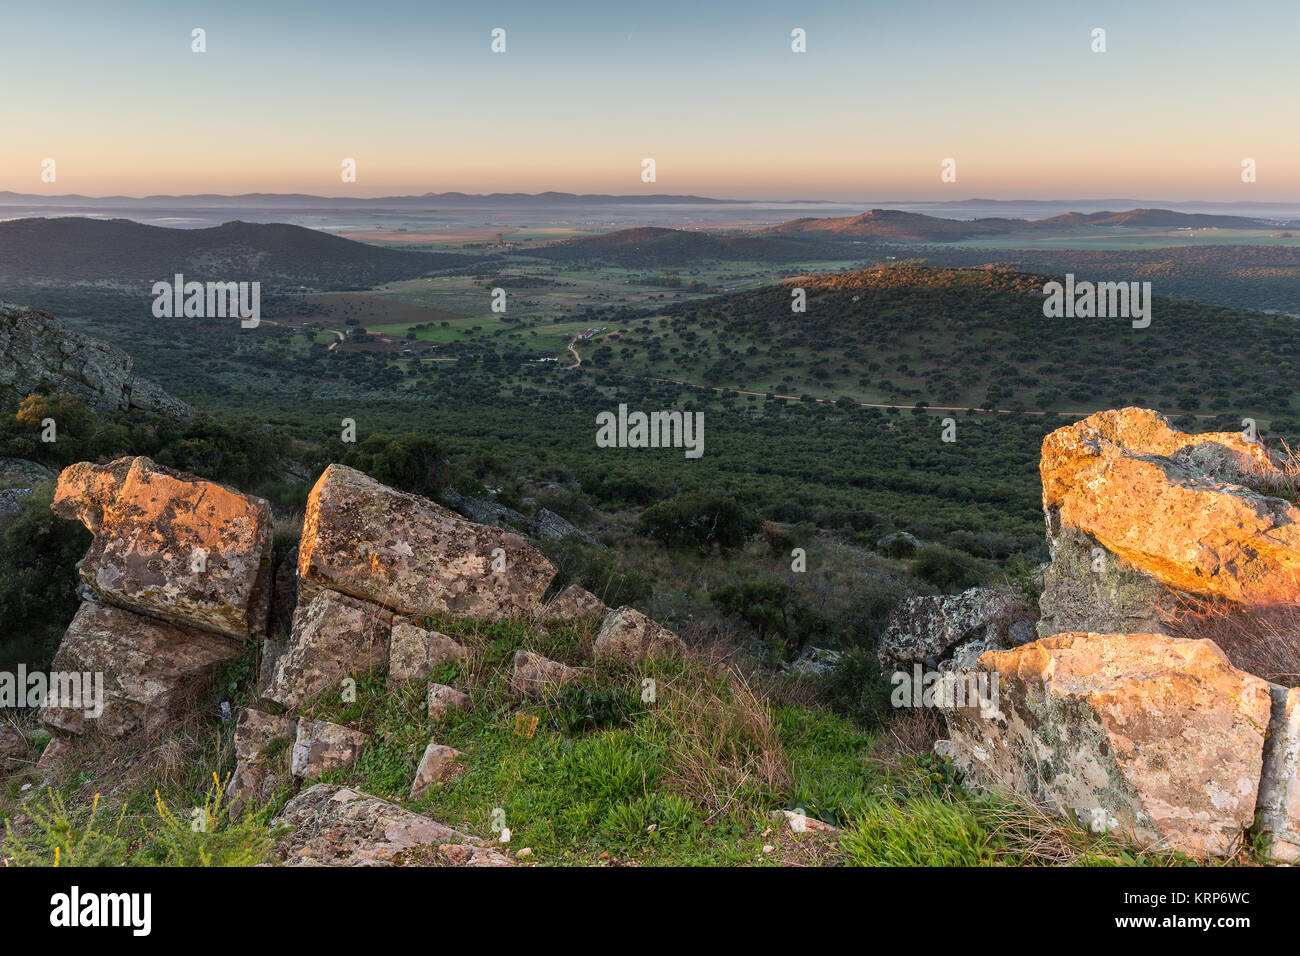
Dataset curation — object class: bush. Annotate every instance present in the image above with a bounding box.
[636,491,761,554]
[913,544,989,592]
[341,432,449,498]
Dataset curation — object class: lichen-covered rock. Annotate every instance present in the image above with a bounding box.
[264,589,390,710]
[228,708,295,816]
[427,683,471,719]
[877,585,1033,673]
[508,650,586,698]
[945,632,1272,858]
[0,723,29,773]
[388,620,469,683]
[1039,408,1300,618]
[298,465,557,621]
[291,718,369,780]
[542,583,608,622]
[0,303,193,419]
[51,456,274,640]
[409,742,464,798]
[273,784,510,866]
[594,606,687,664]
[40,602,242,737]
[1258,685,1300,863]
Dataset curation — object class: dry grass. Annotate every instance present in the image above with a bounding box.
[1163,597,1300,686]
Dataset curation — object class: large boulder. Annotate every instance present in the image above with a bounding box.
[228,708,295,816]
[1038,409,1300,636]
[1258,685,1300,863]
[593,606,687,664]
[52,457,274,641]
[299,465,557,621]
[945,632,1272,859]
[273,784,512,866]
[877,585,1033,674]
[40,602,243,737]
[263,589,391,710]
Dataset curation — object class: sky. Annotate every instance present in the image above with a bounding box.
[2,0,1298,201]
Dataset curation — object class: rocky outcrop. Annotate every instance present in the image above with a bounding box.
[299,465,557,621]
[273,784,512,867]
[291,718,369,780]
[593,606,686,664]
[945,632,1272,858]
[263,589,391,710]
[409,743,463,798]
[1038,408,1299,635]
[877,585,1033,674]
[52,457,274,641]
[40,602,242,737]
[0,303,194,419]
[228,709,294,815]
[1258,685,1300,862]
[543,583,608,622]
[509,650,585,698]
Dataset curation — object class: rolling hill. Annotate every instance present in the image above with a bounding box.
[530,226,855,266]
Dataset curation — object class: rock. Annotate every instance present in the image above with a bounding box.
[878,585,1034,674]
[783,646,843,677]
[1258,685,1300,863]
[273,784,507,866]
[542,583,608,622]
[409,742,464,798]
[299,465,557,621]
[291,718,369,780]
[52,456,274,641]
[945,632,1272,859]
[769,809,839,834]
[388,620,469,684]
[933,739,955,760]
[876,531,920,556]
[531,508,600,546]
[508,650,586,698]
[427,683,472,719]
[1038,408,1300,633]
[40,602,242,737]
[0,458,56,532]
[264,589,391,710]
[269,545,299,638]
[440,487,530,532]
[593,606,687,664]
[0,724,29,773]
[255,636,287,703]
[228,708,295,815]
[0,303,193,419]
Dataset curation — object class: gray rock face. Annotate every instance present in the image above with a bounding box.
[228,708,295,816]
[1037,519,1177,639]
[594,606,687,664]
[783,646,843,677]
[273,784,512,866]
[0,458,56,532]
[440,488,530,532]
[532,508,600,546]
[409,742,463,799]
[264,588,391,710]
[0,303,193,419]
[40,602,243,737]
[542,583,608,622]
[509,650,586,698]
[1258,684,1300,863]
[291,718,369,780]
[877,585,1033,674]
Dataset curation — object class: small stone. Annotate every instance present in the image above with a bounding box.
[409,743,463,799]
[427,683,472,719]
[291,718,369,780]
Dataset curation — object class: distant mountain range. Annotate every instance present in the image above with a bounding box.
[0,217,486,290]
[0,191,763,208]
[764,207,1292,241]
